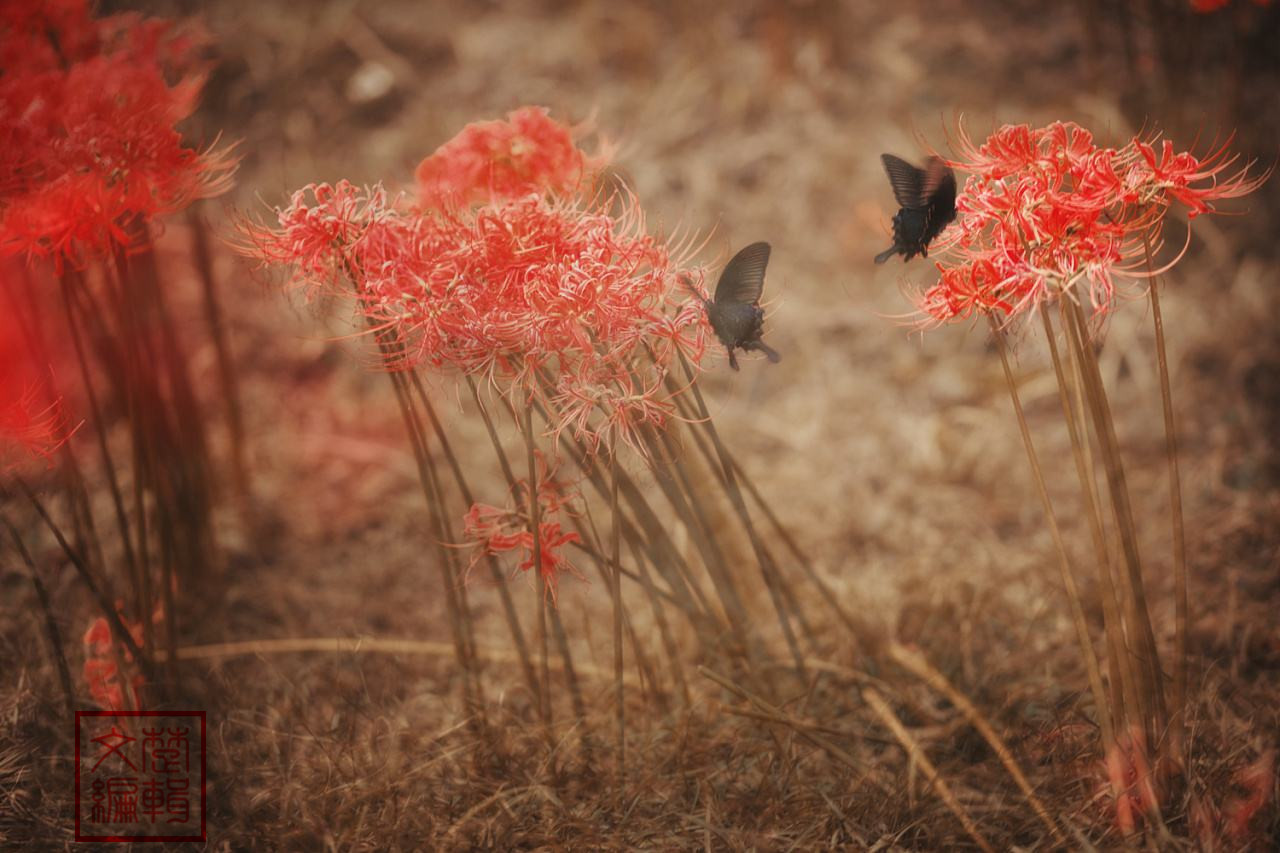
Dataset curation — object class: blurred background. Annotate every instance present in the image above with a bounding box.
[7,0,1279,847]
[172,0,1280,654]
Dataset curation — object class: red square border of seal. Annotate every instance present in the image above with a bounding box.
[74,710,207,842]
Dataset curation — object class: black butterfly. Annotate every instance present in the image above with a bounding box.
[874,154,957,264]
[699,241,781,371]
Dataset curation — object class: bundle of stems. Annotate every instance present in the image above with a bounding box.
[0,1,243,712]
[987,269,1191,832]
[318,259,863,760]
[2,217,246,709]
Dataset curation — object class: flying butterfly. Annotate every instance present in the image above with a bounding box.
[874,154,957,264]
[696,241,781,371]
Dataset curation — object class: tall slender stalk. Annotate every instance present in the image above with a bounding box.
[676,353,807,674]
[989,315,1114,748]
[415,415,486,723]
[609,427,625,791]
[1142,233,1188,766]
[640,425,759,667]
[668,374,872,652]
[551,419,717,634]
[533,378,720,626]
[101,254,160,654]
[3,515,76,719]
[188,207,250,505]
[628,536,689,705]
[522,402,551,724]
[59,274,142,619]
[342,258,481,720]
[394,371,481,716]
[451,376,541,702]
[154,497,180,692]
[1042,308,1142,735]
[1063,299,1166,739]
[9,479,152,678]
[547,601,595,756]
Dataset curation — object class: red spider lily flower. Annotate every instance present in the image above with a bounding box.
[243,175,710,458]
[911,121,1265,330]
[523,450,578,517]
[462,454,584,596]
[463,506,583,597]
[82,608,147,712]
[234,181,403,293]
[370,193,686,369]
[82,658,141,714]
[0,0,236,267]
[0,309,74,471]
[367,191,709,445]
[0,386,71,472]
[243,108,710,465]
[549,353,677,457]
[414,106,603,210]
[1125,133,1270,219]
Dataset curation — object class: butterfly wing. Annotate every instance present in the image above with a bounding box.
[920,157,958,245]
[881,154,926,209]
[921,156,957,209]
[714,241,771,305]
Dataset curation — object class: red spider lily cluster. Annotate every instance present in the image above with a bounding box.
[0,0,235,267]
[240,110,710,457]
[414,106,603,210]
[241,108,713,592]
[82,609,147,712]
[911,121,1266,329]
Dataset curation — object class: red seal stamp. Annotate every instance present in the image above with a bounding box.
[75,711,206,842]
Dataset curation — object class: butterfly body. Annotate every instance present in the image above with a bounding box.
[875,154,956,264]
[699,241,781,371]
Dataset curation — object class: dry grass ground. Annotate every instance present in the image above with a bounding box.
[3,1,1279,849]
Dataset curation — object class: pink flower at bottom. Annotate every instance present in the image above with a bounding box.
[81,608,150,712]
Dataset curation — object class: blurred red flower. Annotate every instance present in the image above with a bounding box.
[0,308,73,472]
[1192,0,1272,11]
[1223,750,1274,839]
[81,608,147,712]
[414,106,603,210]
[0,0,236,266]
[1103,726,1162,836]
